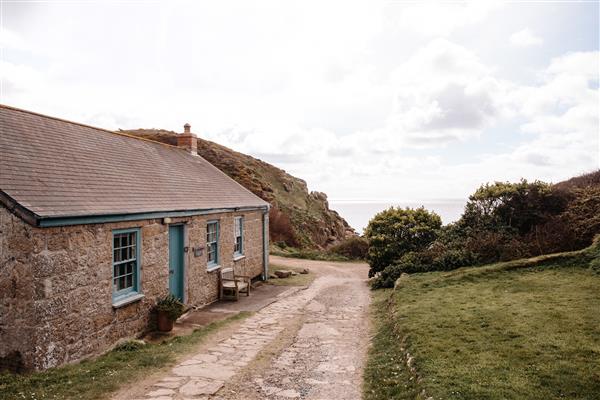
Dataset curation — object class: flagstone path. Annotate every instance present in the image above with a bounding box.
[127,257,370,400]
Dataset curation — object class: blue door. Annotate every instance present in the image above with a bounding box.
[168,225,184,301]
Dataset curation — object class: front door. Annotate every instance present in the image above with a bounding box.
[168,225,185,301]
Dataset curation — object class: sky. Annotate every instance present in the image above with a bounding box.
[1,0,599,202]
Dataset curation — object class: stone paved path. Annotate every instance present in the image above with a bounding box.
[129,257,370,400]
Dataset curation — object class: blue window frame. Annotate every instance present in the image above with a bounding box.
[112,228,141,301]
[234,216,244,257]
[207,221,219,268]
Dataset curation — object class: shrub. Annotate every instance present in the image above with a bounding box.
[460,179,567,235]
[329,236,369,259]
[463,230,531,264]
[555,186,600,249]
[269,206,298,247]
[365,207,442,277]
[370,252,431,289]
[432,249,478,271]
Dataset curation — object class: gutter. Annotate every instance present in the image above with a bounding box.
[262,206,270,280]
[36,205,270,227]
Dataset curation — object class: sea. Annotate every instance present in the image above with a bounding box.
[329,200,467,235]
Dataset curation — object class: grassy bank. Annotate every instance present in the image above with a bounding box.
[365,244,600,400]
[270,246,351,262]
[0,312,250,400]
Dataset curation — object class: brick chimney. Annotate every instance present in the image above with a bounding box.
[177,123,197,155]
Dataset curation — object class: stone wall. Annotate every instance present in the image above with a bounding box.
[0,206,267,371]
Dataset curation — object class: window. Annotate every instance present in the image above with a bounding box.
[234,216,244,257]
[112,229,140,301]
[207,221,219,268]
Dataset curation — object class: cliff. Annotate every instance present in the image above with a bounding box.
[120,129,355,249]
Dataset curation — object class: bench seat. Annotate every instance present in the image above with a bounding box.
[219,267,251,300]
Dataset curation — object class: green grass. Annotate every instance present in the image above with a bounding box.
[365,245,600,400]
[267,264,316,286]
[364,291,422,400]
[0,312,251,400]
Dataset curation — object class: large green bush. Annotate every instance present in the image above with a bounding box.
[364,207,441,277]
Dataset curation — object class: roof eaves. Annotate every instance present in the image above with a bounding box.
[36,205,270,228]
[0,190,40,226]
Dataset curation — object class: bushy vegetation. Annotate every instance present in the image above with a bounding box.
[269,206,299,247]
[272,236,369,261]
[369,171,600,288]
[365,207,442,277]
[328,236,369,259]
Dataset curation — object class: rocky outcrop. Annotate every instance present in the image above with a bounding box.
[121,129,355,249]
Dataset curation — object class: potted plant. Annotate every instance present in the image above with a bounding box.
[155,294,185,332]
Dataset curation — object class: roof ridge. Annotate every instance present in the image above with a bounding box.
[0,103,181,150]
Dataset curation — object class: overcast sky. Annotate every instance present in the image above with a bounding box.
[1,1,599,201]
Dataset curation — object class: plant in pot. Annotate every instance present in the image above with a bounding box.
[155,294,185,332]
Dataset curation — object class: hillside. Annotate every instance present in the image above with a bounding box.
[120,129,355,249]
[554,169,600,190]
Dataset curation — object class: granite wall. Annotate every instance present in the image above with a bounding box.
[0,206,267,371]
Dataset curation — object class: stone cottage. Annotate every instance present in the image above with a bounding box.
[0,104,270,371]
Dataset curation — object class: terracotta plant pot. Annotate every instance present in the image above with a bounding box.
[157,310,174,332]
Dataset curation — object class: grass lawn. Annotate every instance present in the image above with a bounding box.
[267,264,316,286]
[0,312,250,400]
[365,248,600,400]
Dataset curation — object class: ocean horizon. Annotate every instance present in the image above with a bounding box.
[329,200,467,235]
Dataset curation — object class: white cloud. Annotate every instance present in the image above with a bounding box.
[386,1,502,37]
[382,39,510,147]
[510,28,544,47]
[0,28,28,50]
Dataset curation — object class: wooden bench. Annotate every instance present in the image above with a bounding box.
[219,267,251,300]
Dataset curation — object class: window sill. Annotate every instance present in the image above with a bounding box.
[207,264,221,273]
[233,255,245,262]
[112,293,145,309]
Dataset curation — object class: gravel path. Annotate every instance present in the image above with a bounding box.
[127,257,370,400]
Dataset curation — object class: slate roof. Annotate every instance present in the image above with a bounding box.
[0,105,269,226]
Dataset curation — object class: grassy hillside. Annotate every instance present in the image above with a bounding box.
[120,129,354,249]
[365,239,600,400]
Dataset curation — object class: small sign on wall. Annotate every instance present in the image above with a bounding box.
[193,247,203,257]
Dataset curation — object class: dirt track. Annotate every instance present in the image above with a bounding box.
[115,257,371,400]
[216,257,371,400]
